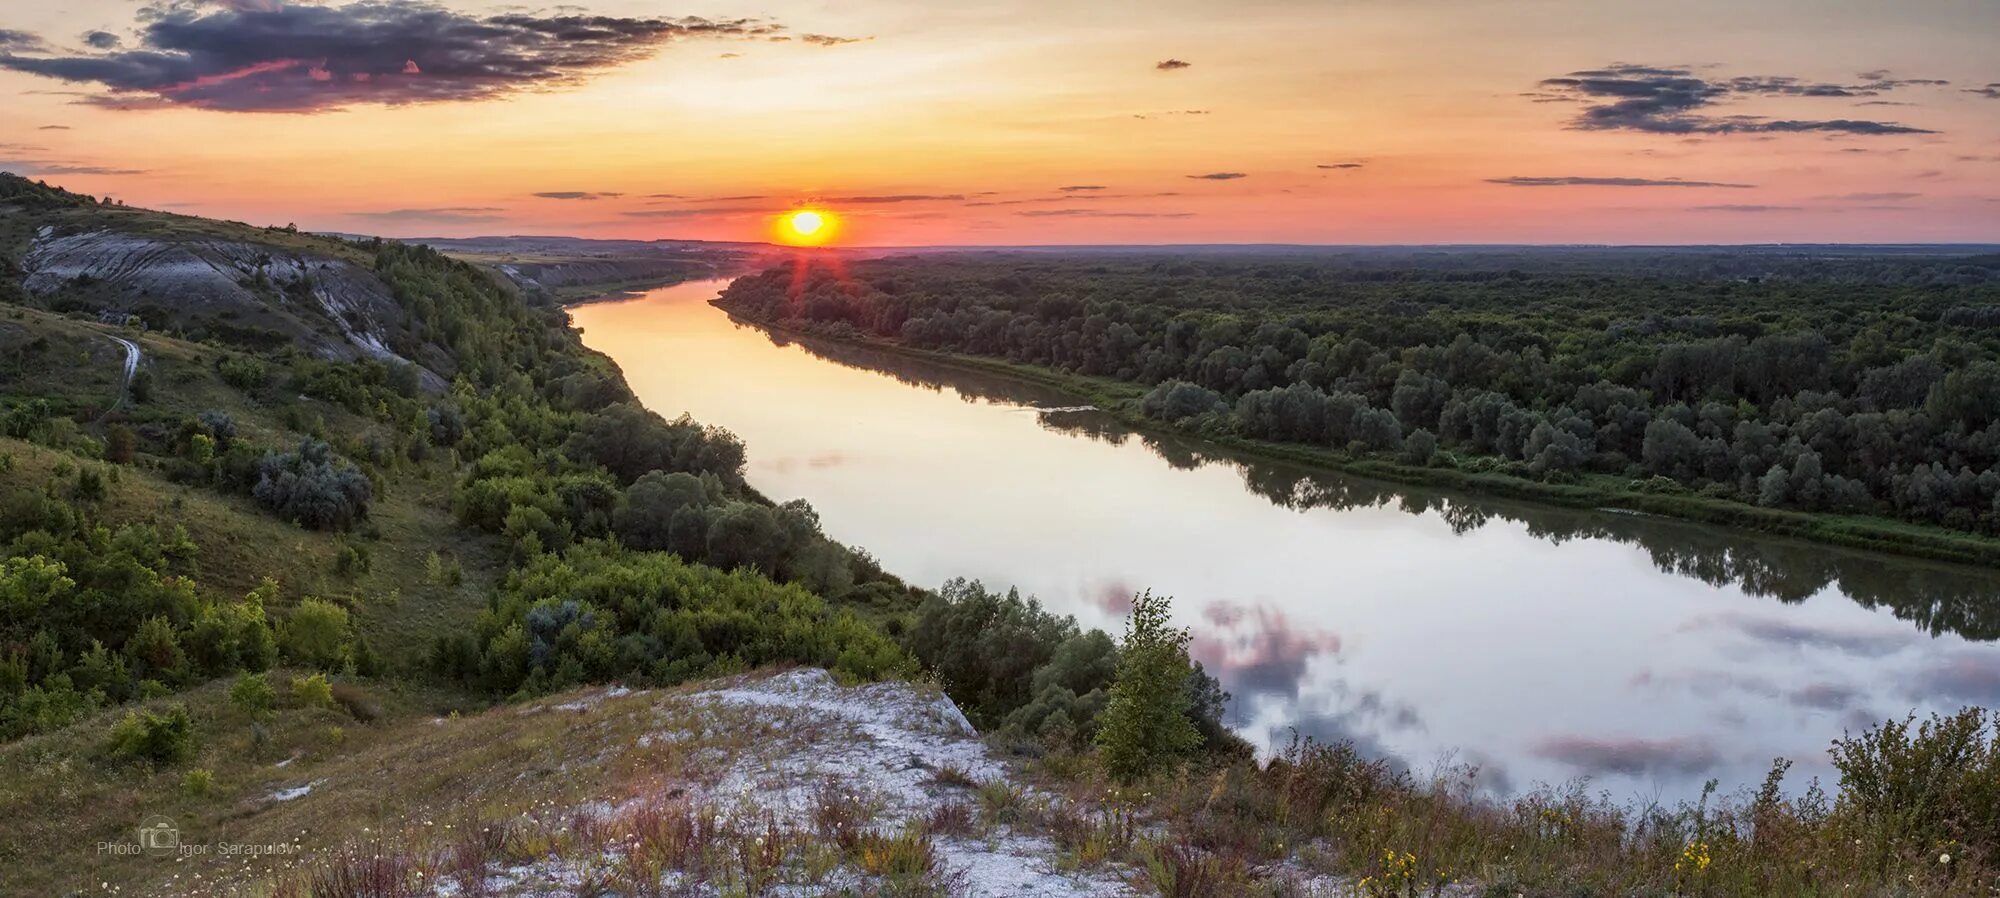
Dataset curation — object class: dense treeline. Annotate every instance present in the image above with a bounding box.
[719,252,2000,536]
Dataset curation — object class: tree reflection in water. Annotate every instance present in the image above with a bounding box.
[753,322,2000,645]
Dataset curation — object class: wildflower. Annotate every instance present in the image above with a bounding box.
[1940,852,1952,864]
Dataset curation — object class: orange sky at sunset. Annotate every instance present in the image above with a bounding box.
[1,0,1996,245]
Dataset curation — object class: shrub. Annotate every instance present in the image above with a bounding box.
[252,439,372,530]
[230,672,276,719]
[905,579,1085,728]
[333,543,371,577]
[282,598,353,668]
[1096,590,1200,781]
[1830,707,2000,860]
[217,355,269,390]
[106,704,196,765]
[291,672,334,708]
[182,768,216,797]
[459,542,909,695]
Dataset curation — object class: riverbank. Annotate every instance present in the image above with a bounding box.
[717,306,2000,570]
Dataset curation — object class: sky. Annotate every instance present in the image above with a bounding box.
[0,0,1996,245]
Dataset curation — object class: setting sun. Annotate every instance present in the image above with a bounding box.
[777,208,837,245]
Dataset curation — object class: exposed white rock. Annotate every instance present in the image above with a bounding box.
[23,228,444,389]
[662,669,1139,897]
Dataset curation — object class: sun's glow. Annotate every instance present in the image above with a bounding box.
[775,208,838,245]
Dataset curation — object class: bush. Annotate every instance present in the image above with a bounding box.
[1096,590,1200,781]
[1830,707,2000,860]
[447,541,909,695]
[905,579,1082,729]
[229,672,276,719]
[333,543,371,577]
[106,704,195,765]
[217,355,269,390]
[252,440,372,530]
[291,673,334,708]
[281,598,353,668]
[182,768,216,797]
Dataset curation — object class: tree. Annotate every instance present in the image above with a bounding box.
[615,471,710,550]
[705,502,789,574]
[105,425,136,464]
[1642,418,1703,481]
[1096,590,1200,781]
[1390,370,1452,430]
[1401,428,1439,466]
[281,598,352,668]
[1927,361,2000,432]
[1348,406,1403,452]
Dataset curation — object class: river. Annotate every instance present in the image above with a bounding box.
[571,277,2000,801]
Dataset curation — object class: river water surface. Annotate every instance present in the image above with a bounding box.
[572,278,2000,801]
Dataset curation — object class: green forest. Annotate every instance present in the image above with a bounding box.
[718,250,2000,558]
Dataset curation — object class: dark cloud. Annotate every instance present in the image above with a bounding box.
[1788,682,1861,712]
[1685,612,1916,658]
[1015,209,1192,218]
[82,31,121,50]
[37,125,71,130]
[1966,84,2000,100]
[1058,185,1107,192]
[1085,580,1136,616]
[1487,175,1753,188]
[0,2,786,112]
[532,191,622,200]
[1533,735,1720,778]
[350,206,504,223]
[1820,191,1921,202]
[1629,668,1780,699]
[0,160,146,176]
[1537,64,1938,136]
[1155,58,1190,71]
[1911,649,2000,706]
[1693,204,1803,213]
[1186,172,1246,180]
[0,29,44,52]
[799,33,867,46]
[1188,600,1343,702]
[622,206,766,218]
[642,193,767,203]
[1318,162,1365,170]
[820,194,964,204]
